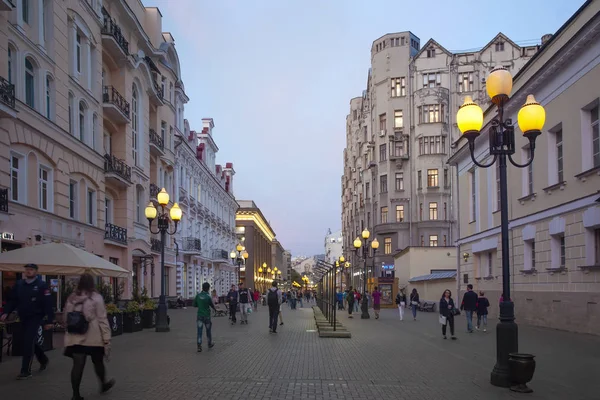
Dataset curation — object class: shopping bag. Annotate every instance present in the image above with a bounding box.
[439,315,447,325]
[247,307,252,314]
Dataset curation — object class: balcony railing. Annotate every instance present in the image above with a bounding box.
[149,129,164,151]
[150,183,160,198]
[101,7,129,55]
[182,237,201,252]
[0,187,7,213]
[151,238,161,253]
[104,154,132,182]
[105,223,127,245]
[103,86,130,118]
[0,77,15,109]
[214,249,228,260]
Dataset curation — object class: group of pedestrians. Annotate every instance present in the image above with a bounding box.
[394,288,419,321]
[437,284,491,340]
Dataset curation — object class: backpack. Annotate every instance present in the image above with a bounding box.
[66,297,90,335]
[267,290,279,307]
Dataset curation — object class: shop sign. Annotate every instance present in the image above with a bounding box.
[1,232,14,241]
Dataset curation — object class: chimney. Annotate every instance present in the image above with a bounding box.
[541,34,552,45]
[223,162,235,194]
[196,143,205,161]
[216,164,222,175]
[202,118,214,136]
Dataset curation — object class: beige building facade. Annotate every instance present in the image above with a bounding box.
[449,1,600,334]
[342,30,541,290]
[0,0,195,302]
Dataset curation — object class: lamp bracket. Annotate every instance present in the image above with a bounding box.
[489,119,515,156]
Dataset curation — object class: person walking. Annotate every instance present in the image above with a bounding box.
[460,284,478,333]
[227,285,238,325]
[372,286,382,319]
[267,281,282,333]
[193,282,217,352]
[395,291,406,321]
[409,288,420,321]
[0,263,54,379]
[439,289,457,340]
[64,273,115,399]
[476,291,490,332]
[238,282,251,325]
[252,289,260,310]
[298,290,304,308]
[336,290,344,310]
[346,286,355,318]
[354,290,360,313]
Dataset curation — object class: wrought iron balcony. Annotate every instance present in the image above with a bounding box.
[213,249,229,260]
[182,237,201,253]
[151,238,161,253]
[102,86,130,122]
[104,154,132,184]
[149,128,164,153]
[0,187,7,213]
[149,183,160,199]
[105,223,127,245]
[0,76,15,109]
[101,7,129,55]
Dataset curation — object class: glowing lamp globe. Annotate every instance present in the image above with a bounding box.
[339,255,345,263]
[169,203,182,221]
[486,67,513,102]
[353,237,362,249]
[144,202,157,220]
[236,243,243,252]
[371,238,380,250]
[518,95,546,135]
[361,229,370,240]
[456,96,484,135]
[157,188,169,206]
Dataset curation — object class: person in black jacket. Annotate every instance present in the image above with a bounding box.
[460,284,478,333]
[476,291,490,332]
[439,289,457,340]
[409,289,419,320]
[0,264,55,379]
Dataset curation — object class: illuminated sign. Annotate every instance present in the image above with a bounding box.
[382,264,395,270]
[2,232,14,241]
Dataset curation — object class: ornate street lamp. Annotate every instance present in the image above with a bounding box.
[353,229,379,319]
[456,66,545,390]
[145,188,182,333]
[230,244,249,284]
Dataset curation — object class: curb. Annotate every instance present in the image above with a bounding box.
[312,306,351,338]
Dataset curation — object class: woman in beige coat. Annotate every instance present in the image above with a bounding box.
[64,273,115,400]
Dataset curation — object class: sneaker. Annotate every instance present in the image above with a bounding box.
[443,335,447,339]
[16,373,32,380]
[39,360,49,372]
[476,326,479,331]
[100,379,116,394]
[451,336,457,340]
[280,322,284,326]
[483,328,487,332]
[197,345,202,352]
[208,342,215,349]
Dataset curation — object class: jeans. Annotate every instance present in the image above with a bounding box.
[398,302,405,320]
[240,303,250,322]
[229,303,237,322]
[197,316,213,345]
[411,304,417,318]
[348,302,354,315]
[21,317,48,374]
[269,306,279,331]
[354,301,359,312]
[465,310,474,332]
[477,314,488,329]
[299,298,303,308]
[442,314,455,336]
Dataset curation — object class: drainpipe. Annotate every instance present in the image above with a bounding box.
[408,58,415,246]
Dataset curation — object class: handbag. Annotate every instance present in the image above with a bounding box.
[66,297,90,334]
[439,315,447,325]
[411,301,418,306]
[452,308,461,316]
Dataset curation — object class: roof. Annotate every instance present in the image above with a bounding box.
[409,271,457,283]
[414,38,452,59]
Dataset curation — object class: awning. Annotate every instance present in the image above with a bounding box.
[409,271,457,283]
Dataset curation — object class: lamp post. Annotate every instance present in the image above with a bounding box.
[145,188,182,333]
[353,229,379,319]
[456,66,545,389]
[230,244,249,285]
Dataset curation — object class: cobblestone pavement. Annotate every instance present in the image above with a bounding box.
[1,303,598,399]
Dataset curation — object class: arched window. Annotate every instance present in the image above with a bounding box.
[92,113,98,149]
[25,58,35,108]
[78,101,87,141]
[68,92,74,134]
[7,46,14,84]
[131,84,139,166]
[45,75,53,120]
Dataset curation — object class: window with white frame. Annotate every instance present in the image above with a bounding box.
[527,157,533,195]
[458,72,474,92]
[592,105,599,168]
[524,239,536,271]
[45,75,53,120]
[429,235,438,247]
[422,72,441,88]
[7,46,14,84]
[161,121,166,147]
[396,205,404,222]
[394,110,403,129]
[22,0,30,24]
[391,77,406,97]
[132,84,139,166]
[78,101,87,142]
[76,33,82,73]
[87,188,96,225]
[418,104,444,123]
[395,172,403,191]
[479,252,493,277]
[429,202,438,220]
[105,196,113,224]
[68,92,74,134]
[92,113,97,149]
[25,58,35,108]
[38,165,51,211]
[550,234,566,269]
[10,153,25,203]
[69,180,78,219]
[136,186,143,223]
[555,128,564,183]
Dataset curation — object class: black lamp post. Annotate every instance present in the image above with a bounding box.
[353,229,379,319]
[145,188,182,333]
[456,66,546,389]
[230,244,248,285]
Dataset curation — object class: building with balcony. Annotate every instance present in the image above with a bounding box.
[448,1,600,334]
[173,118,238,298]
[0,0,191,303]
[342,29,542,287]
[324,228,343,264]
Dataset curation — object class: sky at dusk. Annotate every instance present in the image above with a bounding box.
[146,0,584,256]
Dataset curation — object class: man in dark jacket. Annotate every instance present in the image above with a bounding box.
[0,264,54,379]
[238,282,251,325]
[460,284,478,333]
[227,285,238,325]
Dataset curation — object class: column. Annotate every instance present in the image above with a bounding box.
[37,0,45,49]
[85,38,92,90]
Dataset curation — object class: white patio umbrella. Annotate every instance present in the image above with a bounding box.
[0,242,130,278]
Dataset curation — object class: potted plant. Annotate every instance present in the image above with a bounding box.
[142,299,157,329]
[105,303,123,337]
[122,301,142,333]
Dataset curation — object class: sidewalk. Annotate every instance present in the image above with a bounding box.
[0,304,597,399]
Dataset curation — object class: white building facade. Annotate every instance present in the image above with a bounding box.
[325,229,343,264]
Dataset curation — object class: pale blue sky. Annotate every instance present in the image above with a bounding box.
[147,0,584,256]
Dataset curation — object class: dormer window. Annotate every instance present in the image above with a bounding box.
[426,47,435,58]
[495,41,505,52]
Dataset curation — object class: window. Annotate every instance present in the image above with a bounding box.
[365,182,370,199]
[470,170,476,221]
[161,76,166,98]
[423,72,441,88]
[78,101,86,141]
[417,170,422,189]
[418,104,444,123]
[8,47,13,84]
[132,85,139,166]
[92,114,97,149]
[418,135,445,155]
[495,42,505,52]
[527,158,533,194]
[380,175,387,193]
[429,202,438,220]
[38,166,51,211]
[443,235,447,246]
[419,203,423,220]
[531,240,536,270]
[169,82,173,103]
[443,169,448,187]
[591,106,599,168]
[427,169,438,187]
[556,129,563,183]
[76,33,82,73]
[459,72,474,92]
[380,206,388,224]
[136,186,143,223]
[10,153,25,203]
[393,140,404,158]
[391,77,406,97]
[25,58,35,108]
[68,92,74,134]
[22,0,29,23]
[379,113,386,132]
[69,181,77,219]
[426,47,435,58]
[429,235,438,247]
[87,189,95,225]
[487,253,493,276]
[105,197,112,224]
[395,172,404,191]
[45,75,53,120]
[396,205,404,222]
[161,121,167,148]
[560,236,566,268]
[379,144,387,161]
[420,235,424,246]
[384,238,392,254]
[394,110,403,129]
[443,202,447,220]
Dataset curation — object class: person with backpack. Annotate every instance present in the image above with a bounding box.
[64,273,115,399]
[0,263,54,380]
[267,281,282,333]
[346,286,355,318]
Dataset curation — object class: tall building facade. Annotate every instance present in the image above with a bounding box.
[0,0,222,301]
[449,1,600,334]
[324,228,343,264]
[174,118,238,298]
[342,30,541,288]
